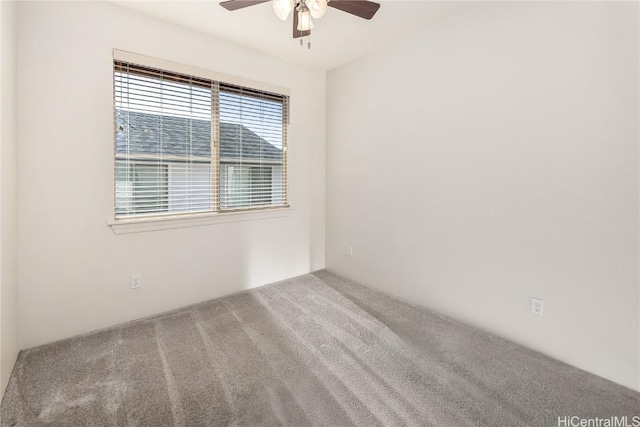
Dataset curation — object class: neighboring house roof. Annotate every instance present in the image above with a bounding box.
[115,110,282,161]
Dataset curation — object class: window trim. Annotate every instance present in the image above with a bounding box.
[110,50,292,232]
[108,207,293,235]
[113,50,291,97]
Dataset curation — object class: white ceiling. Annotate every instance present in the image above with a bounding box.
[112,1,466,70]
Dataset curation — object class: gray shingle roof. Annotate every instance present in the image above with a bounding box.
[115,110,282,161]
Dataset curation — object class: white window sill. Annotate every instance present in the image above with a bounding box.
[108,207,293,235]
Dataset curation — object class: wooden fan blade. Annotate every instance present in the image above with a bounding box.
[219,0,270,11]
[293,11,311,39]
[328,0,380,20]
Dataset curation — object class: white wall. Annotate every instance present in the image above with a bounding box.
[0,0,20,396]
[326,2,639,391]
[17,1,325,348]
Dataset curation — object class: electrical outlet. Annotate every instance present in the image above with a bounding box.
[131,274,141,289]
[346,246,353,257]
[531,298,543,316]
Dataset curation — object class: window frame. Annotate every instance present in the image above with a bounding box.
[109,50,292,233]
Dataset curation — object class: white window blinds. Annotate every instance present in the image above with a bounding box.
[114,60,289,220]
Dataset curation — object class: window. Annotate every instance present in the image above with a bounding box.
[114,59,289,220]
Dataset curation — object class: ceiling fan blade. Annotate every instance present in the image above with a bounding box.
[293,11,311,39]
[219,0,270,11]
[328,0,380,20]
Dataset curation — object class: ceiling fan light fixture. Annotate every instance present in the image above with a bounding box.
[272,0,294,21]
[306,0,327,19]
[220,0,381,48]
[296,9,314,31]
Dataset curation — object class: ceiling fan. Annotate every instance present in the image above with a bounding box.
[219,0,381,48]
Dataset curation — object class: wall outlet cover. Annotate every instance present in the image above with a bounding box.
[531,297,543,316]
[131,274,141,289]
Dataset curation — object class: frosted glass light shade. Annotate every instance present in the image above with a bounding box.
[273,0,294,21]
[306,0,327,19]
[297,10,314,31]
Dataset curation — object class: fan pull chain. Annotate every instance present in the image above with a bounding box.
[300,34,311,50]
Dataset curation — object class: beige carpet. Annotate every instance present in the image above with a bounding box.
[1,270,638,426]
